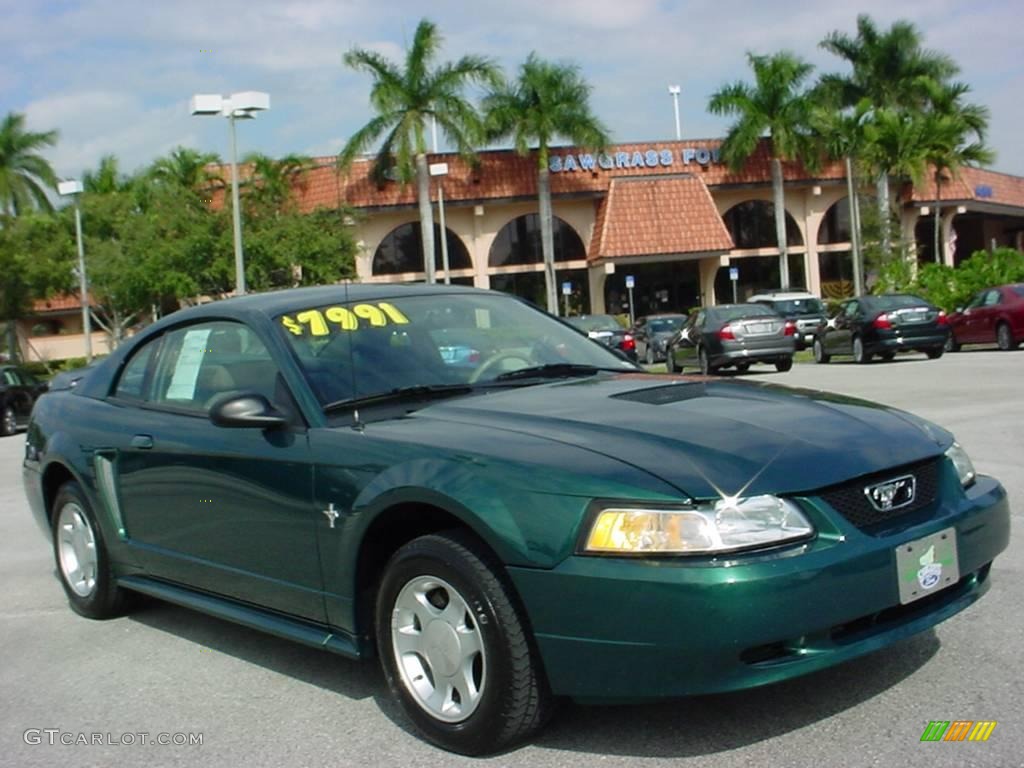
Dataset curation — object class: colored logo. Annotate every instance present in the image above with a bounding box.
[864,474,916,512]
[917,545,942,589]
[920,720,997,742]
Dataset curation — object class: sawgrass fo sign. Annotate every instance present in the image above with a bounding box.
[550,146,723,173]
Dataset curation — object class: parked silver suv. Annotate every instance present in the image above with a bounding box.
[747,291,827,350]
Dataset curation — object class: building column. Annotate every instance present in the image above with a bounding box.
[472,205,489,289]
[699,255,728,306]
[900,208,922,261]
[588,265,608,314]
[941,210,958,267]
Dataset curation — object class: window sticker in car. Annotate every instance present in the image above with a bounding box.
[280,303,410,336]
[165,328,211,399]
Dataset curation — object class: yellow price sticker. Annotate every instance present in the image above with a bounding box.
[281,302,410,336]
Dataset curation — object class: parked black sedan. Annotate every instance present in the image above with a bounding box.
[813,294,950,364]
[1,365,48,436]
[631,314,688,364]
[666,304,795,375]
[564,314,637,360]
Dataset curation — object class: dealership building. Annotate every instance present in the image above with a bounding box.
[287,137,1024,316]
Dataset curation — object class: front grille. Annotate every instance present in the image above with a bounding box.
[817,457,943,530]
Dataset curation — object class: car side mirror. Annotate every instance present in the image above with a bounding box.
[209,393,289,429]
[955,306,963,314]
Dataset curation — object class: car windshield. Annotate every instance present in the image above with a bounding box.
[565,315,622,332]
[707,304,776,323]
[1010,285,1024,298]
[770,298,825,316]
[277,292,637,406]
[648,317,686,333]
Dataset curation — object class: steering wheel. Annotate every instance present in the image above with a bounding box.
[468,351,534,383]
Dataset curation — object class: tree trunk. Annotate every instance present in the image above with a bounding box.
[845,156,864,296]
[877,173,891,255]
[537,166,558,314]
[933,170,943,264]
[415,153,436,284]
[770,157,790,289]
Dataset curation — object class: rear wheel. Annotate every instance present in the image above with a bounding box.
[698,347,714,376]
[645,345,655,365]
[1,405,16,436]
[376,531,551,755]
[775,358,793,373]
[665,349,678,373]
[813,338,830,364]
[52,482,134,619]
[735,363,751,373]
[997,322,1016,351]
[880,351,896,361]
[945,335,960,352]
[926,348,944,360]
[853,336,872,364]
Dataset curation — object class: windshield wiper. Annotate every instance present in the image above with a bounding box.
[322,384,476,414]
[493,363,635,382]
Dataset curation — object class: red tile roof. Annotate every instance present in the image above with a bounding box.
[31,294,94,313]
[910,166,1024,209]
[591,176,734,259]
[210,138,848,214]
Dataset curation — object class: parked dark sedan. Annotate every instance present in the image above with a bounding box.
[747,291,827,350]
[814,294,950,364]
[24,285,1009,755]
[946,284,1024,351]
[631,313,688,364]
[565,313,637,360]
[1,365,48,436]
[666,304,796,375]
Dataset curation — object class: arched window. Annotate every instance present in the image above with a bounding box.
[372,223,471,275]
[818,198,852,244]
[722,200,802,249]
[488,214,585,267]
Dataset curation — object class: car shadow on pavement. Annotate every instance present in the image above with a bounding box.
[130,596,940,758]
[535,630,940,758]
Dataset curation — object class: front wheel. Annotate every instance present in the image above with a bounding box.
[52,482,134,619]
[813,338,830,364]
[945,335,961,352]
[926,347,944,360]
[645,345,655,365]
[665,349,678,373]
[698,347,714,376]
[376,531,551,755]
[775,358,793,373]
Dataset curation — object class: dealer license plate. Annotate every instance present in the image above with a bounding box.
[895,527,959,605]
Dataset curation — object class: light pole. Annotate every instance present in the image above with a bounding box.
[430,117,451,284]
[57,179,91,363]
[190,91,271,296]
[668,85,681,140]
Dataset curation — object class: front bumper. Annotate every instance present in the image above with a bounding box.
[509,473,1009,701]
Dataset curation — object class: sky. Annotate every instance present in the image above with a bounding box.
[3,0,1021,182]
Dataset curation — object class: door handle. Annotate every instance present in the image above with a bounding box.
[131,434,154,449]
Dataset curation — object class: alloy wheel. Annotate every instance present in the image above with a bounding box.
[997,323,1013,351]
[391,575,487,723]
[56,502,98,598]
[2,406,15,436]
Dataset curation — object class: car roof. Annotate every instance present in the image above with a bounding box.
[747,291,819,301]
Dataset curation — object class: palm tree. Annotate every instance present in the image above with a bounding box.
[0,112,59,216]
[483,54,609,313]
[340,19,499,283]
[149,146,222,191]
[83,154,130,194]
[920,82,992,263]
[242,152,312,214]
[820,15,959,252]
[709,52,815,289]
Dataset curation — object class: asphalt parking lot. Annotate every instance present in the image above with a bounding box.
[1,349,1020,768]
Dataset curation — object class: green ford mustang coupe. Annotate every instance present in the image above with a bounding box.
[23,285,1010,754]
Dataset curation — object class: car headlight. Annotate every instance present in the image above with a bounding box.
[946,442,976,487]
[582,496,814,556]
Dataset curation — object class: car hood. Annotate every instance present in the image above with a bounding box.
[421,374,951,499]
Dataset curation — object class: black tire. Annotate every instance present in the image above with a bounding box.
[698,347,714,376]
[51,481,134,619]
[665,349,678,373]
[945,335,960,352]
[775,358,793,373]
[375,531,551,755]
[926,347,944,360]
[853,336,872,364]
[997,322,1016,351]
[1,404,16,436]
[813,337,830,364]
[735,363,751,373]
[880,351,896,361]
[645,345,655,365]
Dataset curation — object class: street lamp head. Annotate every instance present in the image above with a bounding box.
[58,179,84,196]
[668,85,681,95]
[229,91,270,113]
[190,93,224,116]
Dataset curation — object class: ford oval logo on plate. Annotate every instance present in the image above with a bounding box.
[864,474,916,512]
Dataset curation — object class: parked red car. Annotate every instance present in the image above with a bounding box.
[946,284,1024,351]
